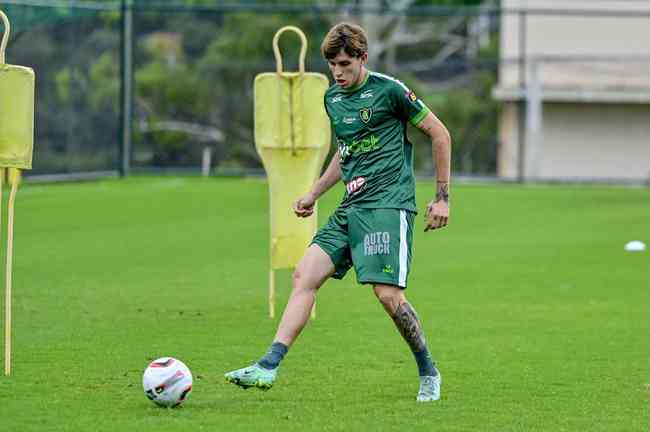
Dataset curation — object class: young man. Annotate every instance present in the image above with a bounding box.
[225,22,451,402]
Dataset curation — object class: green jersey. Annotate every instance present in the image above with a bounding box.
[324,71,431,213]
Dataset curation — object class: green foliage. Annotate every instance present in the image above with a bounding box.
[7,1,500,174]
[54,67,72,104]
[406,33,500,175]
[89,52,120,112]
[425,0,486,6]
[429,70,499,174]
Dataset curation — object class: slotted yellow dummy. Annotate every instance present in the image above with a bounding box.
[0,11,35,375]
[254,26,330,318]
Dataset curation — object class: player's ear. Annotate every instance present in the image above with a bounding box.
[359,52,368,65]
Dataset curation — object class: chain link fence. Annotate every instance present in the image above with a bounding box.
[2,1,502,179]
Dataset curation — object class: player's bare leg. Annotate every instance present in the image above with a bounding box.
[273,244,334,346]
[374,284,441,401]
[225,244,334,390]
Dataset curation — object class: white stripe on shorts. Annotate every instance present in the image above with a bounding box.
[398,210,408,287]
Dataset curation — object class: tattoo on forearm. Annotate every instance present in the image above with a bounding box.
[435,182,449,204]
[391,302,426,353]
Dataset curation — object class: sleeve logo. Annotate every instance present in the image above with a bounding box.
[346,176,366,196]
[407,90,417,102]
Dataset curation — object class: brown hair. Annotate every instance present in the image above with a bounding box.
[320,23,368,59]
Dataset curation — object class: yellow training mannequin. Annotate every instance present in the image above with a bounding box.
[0,10,35,376]
[254,26,330,318]
[0,12,34,169]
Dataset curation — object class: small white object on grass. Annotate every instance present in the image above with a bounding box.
[624,241,646,252]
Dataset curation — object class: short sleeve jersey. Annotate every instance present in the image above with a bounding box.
[324,71,431,213]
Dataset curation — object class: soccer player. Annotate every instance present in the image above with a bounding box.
[225,22,451,402]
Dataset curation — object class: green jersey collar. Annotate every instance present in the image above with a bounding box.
[342,69,370,92]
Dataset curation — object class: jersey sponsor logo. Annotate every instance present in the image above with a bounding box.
[364,232,390,256]
[360,90,373,99]
[359,107,372,124]
[345,176,366,196]
[330,95,343,103]
[338,134,380,160]
[407,90,417,102]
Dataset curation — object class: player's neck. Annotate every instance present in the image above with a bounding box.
[356,67,367,86]
[345,67,369,92]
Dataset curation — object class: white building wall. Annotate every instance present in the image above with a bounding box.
[501,0,650,89]
[540,104,650,180]
[496,0,650,181]
[497,104,520,178]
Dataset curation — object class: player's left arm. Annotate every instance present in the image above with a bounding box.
[389,81,452,231]
[414,112,452,232]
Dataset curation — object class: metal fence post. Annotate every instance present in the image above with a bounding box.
[119,0,134,177]
[525,59,542,179]
[517,9,527,182]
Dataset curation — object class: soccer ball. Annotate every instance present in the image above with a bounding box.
[142,357,193,408]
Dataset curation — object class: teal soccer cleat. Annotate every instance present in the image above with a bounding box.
[224,364,277,390]
[416,372,441,402]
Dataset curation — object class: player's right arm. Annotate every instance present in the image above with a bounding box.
[293,149,341,218]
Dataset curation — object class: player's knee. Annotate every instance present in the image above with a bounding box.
[292,269,316,294]
[373,285,404,313]
[376,293,391,310]
[292,269,302,288]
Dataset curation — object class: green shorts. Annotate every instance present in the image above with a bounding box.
[312,207,415,288]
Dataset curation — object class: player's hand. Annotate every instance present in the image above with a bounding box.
[424,199,449,232]
[293,192,316,218]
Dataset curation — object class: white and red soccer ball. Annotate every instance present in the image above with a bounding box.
[142,357,193,408]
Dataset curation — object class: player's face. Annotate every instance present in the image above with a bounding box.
[327,50,368,89]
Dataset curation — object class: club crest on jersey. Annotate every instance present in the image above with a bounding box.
[359,107,372,124]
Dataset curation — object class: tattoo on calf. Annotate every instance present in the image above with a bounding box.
[391,302,426,353]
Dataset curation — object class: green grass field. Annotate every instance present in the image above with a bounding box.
[0,177,648,431]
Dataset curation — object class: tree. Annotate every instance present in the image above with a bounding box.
[8,0,499,175]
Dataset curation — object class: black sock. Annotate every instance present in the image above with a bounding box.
[258,342,288,370]
[413,347,438,377]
